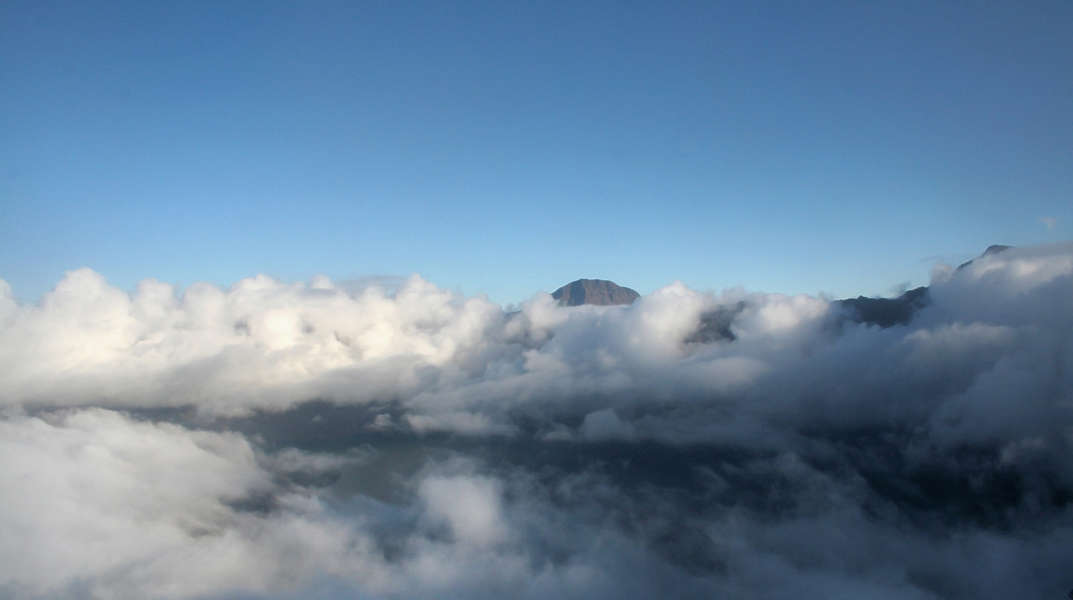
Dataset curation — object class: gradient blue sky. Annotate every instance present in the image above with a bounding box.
[3,1,1071,304]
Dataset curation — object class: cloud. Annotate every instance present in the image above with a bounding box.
[419,472,507,547]
[0,409,349,598]
[2,242,1073,598]
[580,408,635,441]
[1041,216,1057,229]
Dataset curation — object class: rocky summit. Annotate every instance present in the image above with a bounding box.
[552,279,640,306]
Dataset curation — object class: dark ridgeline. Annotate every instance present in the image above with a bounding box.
[551,244,1006,339]
[837,285,930,328]
[552,279,640,306]
[957,244,1011,271]
[837,244,1011,328]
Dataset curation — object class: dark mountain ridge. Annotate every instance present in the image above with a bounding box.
[553,245,1007,341]
[957,244,1011,270]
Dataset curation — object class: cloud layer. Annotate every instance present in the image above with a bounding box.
[2,243,1072,599]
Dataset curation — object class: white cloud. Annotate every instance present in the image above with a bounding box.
[419,474,507,547]
[0,409,354,598]
[2,243,1073,598]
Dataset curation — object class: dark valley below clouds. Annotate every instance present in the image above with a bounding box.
[2,243,1073,599]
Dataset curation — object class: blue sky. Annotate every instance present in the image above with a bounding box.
[3,1,1071,305]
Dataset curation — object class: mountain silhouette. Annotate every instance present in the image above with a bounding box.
[957,244,1011,271]
[552,279,640,306]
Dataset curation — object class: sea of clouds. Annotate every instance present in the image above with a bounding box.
[1,243,1071,599]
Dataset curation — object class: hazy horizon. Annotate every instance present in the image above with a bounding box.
[0,240,1033,308]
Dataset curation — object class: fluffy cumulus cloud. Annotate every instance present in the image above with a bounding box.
[1,243,1073,599]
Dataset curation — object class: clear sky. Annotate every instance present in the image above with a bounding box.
[3,1,1071,305]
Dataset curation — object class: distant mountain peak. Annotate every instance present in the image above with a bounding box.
[552,279,639,306]
[958,244,1013,271]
